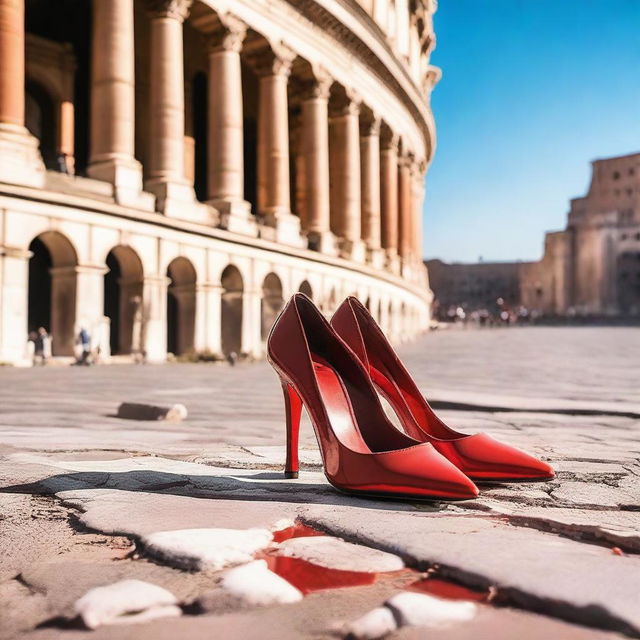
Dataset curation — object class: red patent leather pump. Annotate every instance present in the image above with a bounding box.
[267,294,479,500]
[331,297,554,481]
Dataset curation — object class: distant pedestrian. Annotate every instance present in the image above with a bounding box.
[34,327,51,366]
[76,327,92,365]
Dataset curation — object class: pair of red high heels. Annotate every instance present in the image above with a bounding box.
[267,294,554,501]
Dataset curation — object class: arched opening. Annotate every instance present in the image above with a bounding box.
[104,246,144,356]
[298,279,313,299]
[166,257,197,356]
[221,265,244,356]
[28,231,78,356]
[261,273,284,340]
[192,71,208,201]
[25,79,57,170]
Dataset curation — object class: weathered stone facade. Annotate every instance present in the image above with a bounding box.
[0,0,438,365]
[522,152,640,316]
[429,152,640,318]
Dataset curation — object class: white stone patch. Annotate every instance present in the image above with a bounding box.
[342,592,477,639]
[342,606,397,640]
[274,536,404,572]
[387,591,477,627]
[74,579,180,629]
[220,560,303,605]
[140,527,273,571]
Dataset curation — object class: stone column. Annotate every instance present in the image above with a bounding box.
[301,72,336,254]
[141,274,169,362]
[207,17,256,236]
[194,283,223,357]
[397,152,413,264]
[329,91,365,262]
[411,159,425,266]
[249,45,303,247]
[380,129,399,272]
[360,114,383,267]
[88,0,151,209]
[144,0,212,223]
[241,288,262,359]
[0,0,45,187]
[74,264,110,359]
[0,245,31,365]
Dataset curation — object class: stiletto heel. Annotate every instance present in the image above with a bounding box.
[281,380,301,479]
[331,296,554,482]
[267,293,478,500]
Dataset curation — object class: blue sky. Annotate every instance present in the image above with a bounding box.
[424,0,640,263]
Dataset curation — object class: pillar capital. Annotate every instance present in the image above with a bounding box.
[359,114,381,138]
[246,42,295,78]
[329,88,361,118]
[208,15,247,54]
[145,0,192,21]
[298,68,333,102]
[380,128,399,152]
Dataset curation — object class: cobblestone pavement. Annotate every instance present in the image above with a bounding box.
[1,327,639,639]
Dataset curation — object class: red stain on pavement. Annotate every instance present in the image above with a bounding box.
[409,577,488,602]
[264,555,377,594]
[272,522,326,543]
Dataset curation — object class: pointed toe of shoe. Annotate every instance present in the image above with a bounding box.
[434,433,555,481]
[337,443,479,501]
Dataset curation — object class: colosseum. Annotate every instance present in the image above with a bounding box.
[0,0,437,365]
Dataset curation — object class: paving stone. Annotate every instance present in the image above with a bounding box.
[550,481,637,509]
[275,536,404,572]
[140,528,274,571]
[472,501,640,552]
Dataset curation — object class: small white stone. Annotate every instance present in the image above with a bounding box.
[275,536,403,573]
[220,560,303,605]
[342,606,397,640]
[141,527,273,571]
[74,579,178,629]
[386,591,477,628]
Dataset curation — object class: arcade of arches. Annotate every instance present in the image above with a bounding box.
[0,0,436,364]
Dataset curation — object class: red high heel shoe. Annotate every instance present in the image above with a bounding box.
[331,297,554,481]
[267,294,479,500]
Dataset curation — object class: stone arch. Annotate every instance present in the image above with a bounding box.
[298,279,313,299]
[261,272,284,340]
[28,230,78,356]
[104,246,144,356]
[166,257,197,356]
[221,264,244,357]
